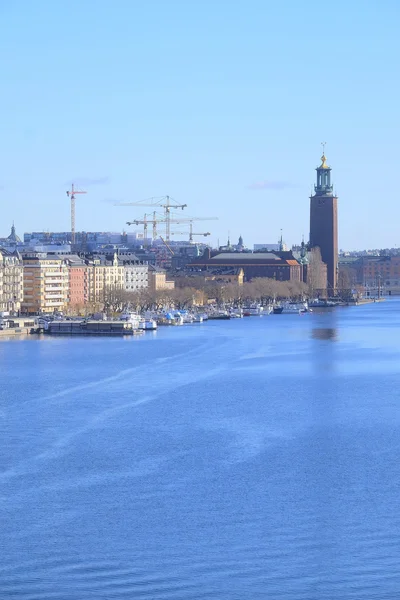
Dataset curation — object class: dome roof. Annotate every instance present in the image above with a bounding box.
[7,224,21,243]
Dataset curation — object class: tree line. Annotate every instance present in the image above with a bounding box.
[67,277,310,315]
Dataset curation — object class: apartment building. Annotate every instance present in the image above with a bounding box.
[21,253,69,314]
[115,252,149,292]
[65,255,87,308]
[0,249,24,313]
[148,265,175,292]
[85,254,124,304]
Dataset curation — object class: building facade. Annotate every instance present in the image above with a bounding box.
[66,256,87,308]
[21,253,69,314]
[339,255,400,296]
[188,250,302,282]
[148,266,175,291]
[309,152,338,294]
[85,254,125,304]
[115,253,149,292]
[0,249,24,313]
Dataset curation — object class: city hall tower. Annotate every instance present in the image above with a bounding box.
[309,149,338,294]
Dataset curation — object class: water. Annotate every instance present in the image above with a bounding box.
[2,301,400,599]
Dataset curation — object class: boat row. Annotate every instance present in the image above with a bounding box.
[39,299,325,335]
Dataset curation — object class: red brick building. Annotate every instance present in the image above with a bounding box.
[188,250,302,282]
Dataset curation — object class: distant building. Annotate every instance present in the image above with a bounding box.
[170,244,205,270]
[0,249,23,313]
[339,255,400,296]
[148,266,175,291]
[254,243,281,252]
[203,267,244,286]
[309,151,338,294]
[0,224,23,249]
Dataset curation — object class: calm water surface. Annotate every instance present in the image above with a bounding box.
[2,301,400,599]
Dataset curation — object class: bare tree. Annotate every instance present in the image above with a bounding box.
[102,285,129,314]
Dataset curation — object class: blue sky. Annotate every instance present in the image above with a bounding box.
[0,0,398,250]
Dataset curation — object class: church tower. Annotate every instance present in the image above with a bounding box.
[309,148,338,294]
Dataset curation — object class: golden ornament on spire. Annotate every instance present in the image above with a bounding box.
[320,153,329,169]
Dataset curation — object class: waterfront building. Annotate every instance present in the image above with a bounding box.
[114,253,149,292]
[188,249,302,282]
[65,255,87,309]
[339,255,400,296]
[0,249,24,313]
[21,253,69,314]
[309,151,338,294]
[84,253,125,305]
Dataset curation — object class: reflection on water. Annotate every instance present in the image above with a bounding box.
[311,327,338,341]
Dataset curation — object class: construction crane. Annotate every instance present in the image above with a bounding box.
[159,236,175,255]
[127,212,165,241]
[171,222,211,243]
[127,215,218,241]
[116,196,187,241]
[135,212,153,243]
[66,183,87,245]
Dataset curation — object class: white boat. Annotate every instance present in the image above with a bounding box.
[120,312,141,329]
[230,308,243,318]
[243,304,264,316]
[139,319,157,331]
[163,312,184,325]
[193,314,204,323]
[182,314,194,324]
[273,301,310,314]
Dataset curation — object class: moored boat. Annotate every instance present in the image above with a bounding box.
[243,304,264,316]
[208,310,231,320]
[273,301,310,314]
[309,299,339,308]
[139,319,157,331]
[230,308,243,318]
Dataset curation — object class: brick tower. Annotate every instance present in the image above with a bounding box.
[309,149,338,294]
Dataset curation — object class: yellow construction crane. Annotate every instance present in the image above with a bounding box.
[159,236,175,255]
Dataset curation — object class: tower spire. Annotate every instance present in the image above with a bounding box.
[279,229,284,251]
[314,144,333,195]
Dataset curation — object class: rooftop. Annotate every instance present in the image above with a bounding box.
[210,252,281,261]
